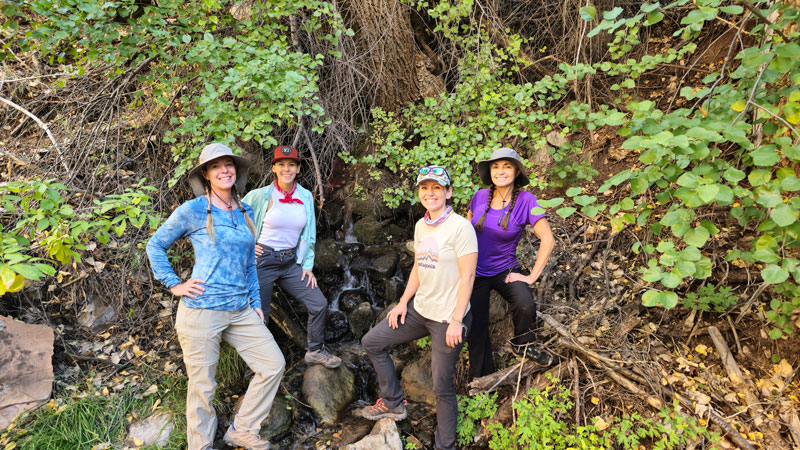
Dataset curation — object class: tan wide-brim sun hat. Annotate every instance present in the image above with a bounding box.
[476,147,530,187]
[187,143,252,197]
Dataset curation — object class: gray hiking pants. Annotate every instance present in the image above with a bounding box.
[256,245,328,351]
[361,301,472,450]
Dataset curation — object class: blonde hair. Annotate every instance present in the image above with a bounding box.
[203,183,258,243]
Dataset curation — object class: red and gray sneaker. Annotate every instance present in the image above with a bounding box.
[361,398,407,421]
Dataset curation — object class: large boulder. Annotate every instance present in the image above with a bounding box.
[401,352,435,406]
[124,412,173,448]
[353,246,399,281]
[343,418,403,450]
[0,316,54,430]
[302,364,356,425]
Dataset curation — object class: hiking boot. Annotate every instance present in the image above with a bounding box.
[223,425,271,450]
[512,344,556,367]
[361,398,408,421]
[304,348,342,369]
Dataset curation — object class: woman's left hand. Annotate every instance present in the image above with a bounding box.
[445,321,463,348]
[254,307,265,323]
[505,272,535,285]
[301,269,317,289]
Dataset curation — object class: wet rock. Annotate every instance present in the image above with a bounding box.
[259,394,293,440]
[349,302,375,340]
[353,218,405,246]
[230,383,292,441]
[401,352,435,406]
[124,412,173,448]
[0,316,54,430]
[302,365,356,425]
[78,297,117,332]
[382,279,404,304]
[360,246,398,281]
[314,238,341,274]
[338,417,374,446]
[339,289,370,312]
[325,310,354,343]
[488,291,509,325]
[342,418,403,450]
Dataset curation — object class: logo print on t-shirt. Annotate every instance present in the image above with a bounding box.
[416,236,439,270]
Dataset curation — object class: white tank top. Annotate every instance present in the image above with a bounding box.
[257,190,307,250]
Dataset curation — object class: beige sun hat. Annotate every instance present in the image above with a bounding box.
[187,143,252,197]
[476,147,530,187]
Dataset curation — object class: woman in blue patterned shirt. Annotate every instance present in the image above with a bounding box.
[146,143,284,450]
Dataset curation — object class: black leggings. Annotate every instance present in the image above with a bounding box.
[467,267,538,380]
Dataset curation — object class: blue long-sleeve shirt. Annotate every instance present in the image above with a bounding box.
[146,196,260,310]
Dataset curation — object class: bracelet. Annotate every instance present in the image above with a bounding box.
[452,319,466,328]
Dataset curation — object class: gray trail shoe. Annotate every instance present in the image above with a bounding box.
[223,425,271,450]
[304,348,342,369]
[361,398,407,421]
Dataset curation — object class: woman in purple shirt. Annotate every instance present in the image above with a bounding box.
[466,147,556,380]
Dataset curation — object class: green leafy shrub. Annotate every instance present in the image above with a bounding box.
[682,285,738,312]
[457,392,498,446]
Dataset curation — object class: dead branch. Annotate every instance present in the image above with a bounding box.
[0,95,70,174]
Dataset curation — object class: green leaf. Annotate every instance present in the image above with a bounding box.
[771,203,798,227]
[582,204,604,218]
[769,328,783,339]
[573,195,597,206]
[719,5,743,14]
[748,169,772,186]
[538,198,564,208]
[676,172,698,188]
[750,147,781,166]
[697,184,719,203]
[724,167,746,182]
[556,207,576,218]
[579,5,597,20]
[9,263,44,281]
[762,264,789,284]
[566,187,582,196]
[683,227,710,247]
[661,292,679,309]
[781,176,800,191]
[642,290,661,307]
[661,270,682,288]
[531,207,546,215]
[630,177,649,194]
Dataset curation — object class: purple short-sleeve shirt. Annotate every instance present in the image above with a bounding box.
[468,189,546,277]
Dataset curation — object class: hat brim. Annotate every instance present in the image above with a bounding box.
[187,154,252,197]
[476,157,530,187]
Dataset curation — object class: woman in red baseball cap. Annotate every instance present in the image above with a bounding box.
[243,145,341,369]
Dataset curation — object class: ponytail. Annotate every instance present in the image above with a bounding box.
[475,184,495,231]
[204,185,216,243]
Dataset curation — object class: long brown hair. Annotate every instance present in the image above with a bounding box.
[475,184,520,231]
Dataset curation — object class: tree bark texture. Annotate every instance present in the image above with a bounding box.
[339,0,421,112]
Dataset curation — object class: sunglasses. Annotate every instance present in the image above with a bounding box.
[418,166,451,182]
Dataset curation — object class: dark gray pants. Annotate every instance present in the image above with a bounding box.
[256,248,328,351]
[361,301,472,450]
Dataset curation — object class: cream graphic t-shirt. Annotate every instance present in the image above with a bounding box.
[412,213,478,322]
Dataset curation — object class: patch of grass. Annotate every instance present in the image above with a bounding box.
[2,376,188,450]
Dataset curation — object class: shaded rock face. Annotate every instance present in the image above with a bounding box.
[325,310,354,343]
[343,418,403,450]
[259,394,293,440]
[401,352,435,406]
[0,316,54,430]
[353,246,399,281]
[353,217,405,246]
[349,302,375,340]
[124,412,173,448]
[339,289,370,312]
[314,238,342,275]
[302,364,356,425]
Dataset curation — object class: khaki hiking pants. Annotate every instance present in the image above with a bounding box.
[175,300,285,450]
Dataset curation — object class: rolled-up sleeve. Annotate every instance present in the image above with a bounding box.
[146,205,190,289]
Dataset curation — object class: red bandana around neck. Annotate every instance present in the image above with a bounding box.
[274,180,304,205]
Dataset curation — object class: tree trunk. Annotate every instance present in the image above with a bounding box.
[339,0,421,112]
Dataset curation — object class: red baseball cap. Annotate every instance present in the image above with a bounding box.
[272,145,299,163]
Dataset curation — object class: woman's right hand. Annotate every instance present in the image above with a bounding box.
[387,302,408,329]
[170,279,205,298]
